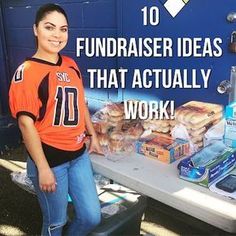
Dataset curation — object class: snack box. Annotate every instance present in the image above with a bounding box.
[178,147,236,187]
[135,134,190,163]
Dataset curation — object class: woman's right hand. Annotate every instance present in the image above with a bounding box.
[38,168,57,193]
[17,115,57,193]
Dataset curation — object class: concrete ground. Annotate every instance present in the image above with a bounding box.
[0,146,235,236]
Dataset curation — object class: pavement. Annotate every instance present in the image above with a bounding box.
[0,146,234,236]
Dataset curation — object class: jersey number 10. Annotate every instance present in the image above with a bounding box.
[53,86,79,126]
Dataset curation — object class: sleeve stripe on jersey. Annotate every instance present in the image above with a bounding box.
[16,111,36,122]
[38,73,49,121]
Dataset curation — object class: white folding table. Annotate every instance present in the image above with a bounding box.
[90,153,236,233]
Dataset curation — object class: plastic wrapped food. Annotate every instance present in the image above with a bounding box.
[91,102,143,156]
[174,101,223,149]
[191,141,228,167]
[93,173,111,188]
[10,171,35,194]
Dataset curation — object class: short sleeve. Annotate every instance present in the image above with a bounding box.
[9,63,40,121]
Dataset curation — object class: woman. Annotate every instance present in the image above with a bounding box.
[9,3,103,236]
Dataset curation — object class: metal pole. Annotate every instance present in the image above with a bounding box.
[0,0,10,115]
[229,66,236,103]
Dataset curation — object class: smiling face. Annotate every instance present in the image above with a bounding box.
[33,11,68,56]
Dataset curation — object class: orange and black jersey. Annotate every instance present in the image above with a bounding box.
[9,55,87,166]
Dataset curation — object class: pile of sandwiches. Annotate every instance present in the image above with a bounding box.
[92,100,223,153]
[143,118,174,134]
[92,103,144,153]
[174,101,223,148]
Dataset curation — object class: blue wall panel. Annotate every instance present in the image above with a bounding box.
[2,0,235,112]
[62,4,83,28]
[83,0,116,28]
[4,5,37,28]
[5,29,34,48]
[0,2,9,114]
[119,0,236,107]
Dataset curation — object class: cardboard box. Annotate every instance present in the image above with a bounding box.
[178,148,236,187]
[135,134,190,163]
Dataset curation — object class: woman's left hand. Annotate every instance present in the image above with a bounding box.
[88,135,104,155]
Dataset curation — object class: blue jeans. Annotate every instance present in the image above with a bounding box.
[27,151,101,236]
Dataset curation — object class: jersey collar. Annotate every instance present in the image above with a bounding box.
[26,54,62,66]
